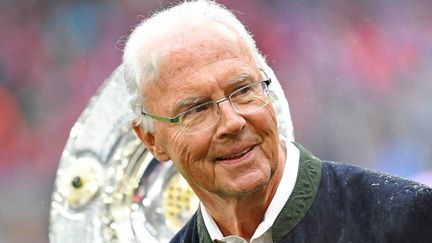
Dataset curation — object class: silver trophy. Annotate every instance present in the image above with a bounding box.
[49,64,293,242]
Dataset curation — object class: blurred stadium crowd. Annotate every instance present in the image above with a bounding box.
[0,0,431,242]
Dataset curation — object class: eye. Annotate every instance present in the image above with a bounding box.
[233,83,259,98]
[238,86,252,95]
[191,103,211,114]
[181,102,211,121]
[180,102,213,127]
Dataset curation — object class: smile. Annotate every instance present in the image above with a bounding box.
[216,146,254,161]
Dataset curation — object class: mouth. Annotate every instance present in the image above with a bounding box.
[216,146,255,162]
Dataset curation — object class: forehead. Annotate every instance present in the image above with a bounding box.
[157,23,252,80]
[144,24,258,112]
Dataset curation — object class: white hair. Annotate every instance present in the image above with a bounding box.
[122,0,294,142]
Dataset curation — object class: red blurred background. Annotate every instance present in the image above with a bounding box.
[1,0,431,242]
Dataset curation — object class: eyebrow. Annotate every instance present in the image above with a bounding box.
[229,72,255,86]
[173,72,255,115]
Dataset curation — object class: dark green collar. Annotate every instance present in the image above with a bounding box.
[196,143,322,243]
[271,142,322,242]
[197,205,213,243]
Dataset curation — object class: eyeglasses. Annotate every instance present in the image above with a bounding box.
[141,76,272,134]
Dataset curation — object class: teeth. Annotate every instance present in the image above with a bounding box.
[220,147,251,160]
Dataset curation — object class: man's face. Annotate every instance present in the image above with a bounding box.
[139,25,283,198]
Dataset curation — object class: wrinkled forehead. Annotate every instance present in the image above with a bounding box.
[153,23,255,84]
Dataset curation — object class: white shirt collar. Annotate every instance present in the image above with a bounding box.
[200,141,300,242]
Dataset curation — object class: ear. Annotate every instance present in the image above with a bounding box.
[132,121,171,162]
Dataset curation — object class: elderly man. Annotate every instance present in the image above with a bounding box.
[123,1,431,242]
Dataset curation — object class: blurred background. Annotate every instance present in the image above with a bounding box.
[0,0,431,242]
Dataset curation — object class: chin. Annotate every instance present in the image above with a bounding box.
[223,174,270,196]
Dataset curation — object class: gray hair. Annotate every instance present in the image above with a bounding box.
[122,0,268,133]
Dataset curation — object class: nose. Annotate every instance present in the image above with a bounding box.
[215,100,246,137]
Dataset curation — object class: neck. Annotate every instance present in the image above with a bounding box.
[208,190,277,241]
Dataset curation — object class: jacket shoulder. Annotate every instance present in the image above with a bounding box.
[169,212,199,243]
[320,161,432,240]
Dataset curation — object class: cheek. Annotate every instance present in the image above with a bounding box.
[255,105,278,136]
[266,104,279,127]
[163,129,213,170]
[170,132,216,186]
[253,106,280,158]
